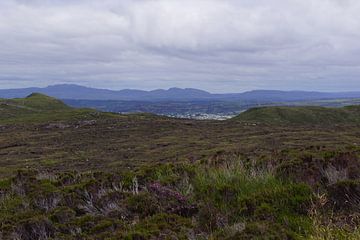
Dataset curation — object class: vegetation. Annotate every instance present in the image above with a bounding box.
[1,95,360,239]
[0,93,118,124]
[0,165,311,239]
[234,105,360,125]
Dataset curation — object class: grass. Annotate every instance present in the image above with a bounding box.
[0,165,312,239]
[1,160,360,239]
[0,93,68,118]
[2,108,360,178]
[193,164,313,238]
[233,105,360,125]
[2,162,358,239]
[0,93,119,124]
[10,93,70,111]
[310,223,360,240]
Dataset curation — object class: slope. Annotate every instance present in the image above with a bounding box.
[0,93,104,124]
[233,105,360,125]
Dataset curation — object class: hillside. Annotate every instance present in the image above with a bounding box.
[1,93,69,111]
[233,105,360,125]
[1,95,360,239]
[0,93,110,124]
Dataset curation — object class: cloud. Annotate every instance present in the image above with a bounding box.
[0,0,360,92]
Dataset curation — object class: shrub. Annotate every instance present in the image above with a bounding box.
[126,192,159,218]
[123,213,192,239]
[327,180,360,212]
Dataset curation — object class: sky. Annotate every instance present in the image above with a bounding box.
[1,0,360,93]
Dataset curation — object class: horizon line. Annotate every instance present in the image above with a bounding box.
[1,83,360,94]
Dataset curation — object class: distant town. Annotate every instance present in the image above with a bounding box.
[164,113,238,120]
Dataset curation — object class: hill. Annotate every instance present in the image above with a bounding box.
[0,93,68,115]
[2,84,360,102]
[7,93,69,109]
[0,93,110,124]
[233,105,360,124]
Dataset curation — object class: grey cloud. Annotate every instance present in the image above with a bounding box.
[0,0,360,92]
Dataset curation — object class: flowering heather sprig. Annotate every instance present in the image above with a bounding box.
[147,182,198,217]
[148,182,188,202]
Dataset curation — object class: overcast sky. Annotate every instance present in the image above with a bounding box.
[1,0,360,92]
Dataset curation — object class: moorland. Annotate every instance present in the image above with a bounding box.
[1,93,360,239]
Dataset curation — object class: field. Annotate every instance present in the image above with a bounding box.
[1,94,360,239]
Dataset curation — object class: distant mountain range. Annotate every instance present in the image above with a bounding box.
[1,84,360,102]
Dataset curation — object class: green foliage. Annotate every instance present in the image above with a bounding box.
[126,192,159,217]
[0,178,11,190]
[37,179,59,193]
[310,226,360,240]
[1,163,360,239]
[123,213,192,239]
[90,219,115,234]
[193,165,313,238]
[138,163,196,187]
[71,214,97,232]
[0,195,25,223]
[236,221,289,240]
[50,207,76,224]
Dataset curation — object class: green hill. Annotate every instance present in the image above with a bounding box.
[16,93,71,110]
[0,93,70,115]
[0,93,104,124]
[233,105,360,125]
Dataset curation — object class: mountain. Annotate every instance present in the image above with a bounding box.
[0,84,212,101]
[2,84,360,102]
[233,105,360,125]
